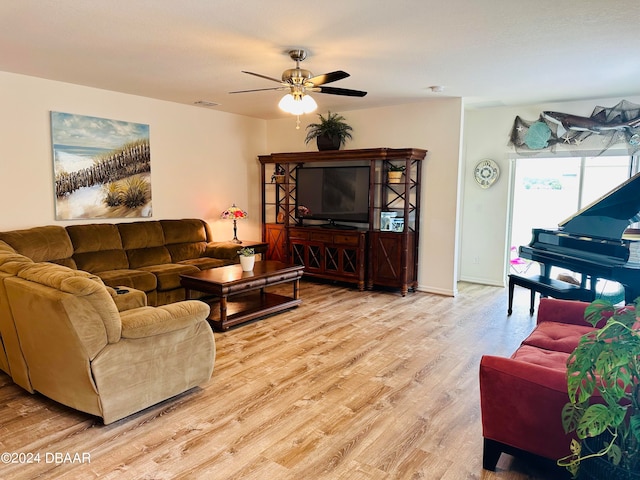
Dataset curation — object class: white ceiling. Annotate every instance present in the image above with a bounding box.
[2,1,639,119]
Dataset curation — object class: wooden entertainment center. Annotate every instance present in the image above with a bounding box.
[258,148,426,295]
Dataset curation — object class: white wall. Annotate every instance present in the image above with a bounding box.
[0,71,266,241]
[266,99,464,296]
[460,95,640,287]
[6,70,632,296]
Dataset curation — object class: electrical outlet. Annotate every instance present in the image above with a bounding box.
[473,256,480,264]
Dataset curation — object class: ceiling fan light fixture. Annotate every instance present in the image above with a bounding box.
[278,92,317,115]
[301,94,317,113]
[278,93,298,114]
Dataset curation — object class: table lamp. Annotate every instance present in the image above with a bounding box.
[220,203,247,244]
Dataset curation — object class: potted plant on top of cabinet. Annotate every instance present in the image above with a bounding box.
[558,298,640,479]
[387,164,406,184]
[304,111,353,151]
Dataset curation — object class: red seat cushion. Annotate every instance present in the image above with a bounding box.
[521,322,595,354]
[511,345,570,371]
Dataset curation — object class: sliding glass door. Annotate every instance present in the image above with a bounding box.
[509,155,634,277]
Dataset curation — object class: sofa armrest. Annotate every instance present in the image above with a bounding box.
[106,286,147,311]
[479,354,573,460]
[204,242,241,261]
[537,298,591,326]
[120,300,210,339]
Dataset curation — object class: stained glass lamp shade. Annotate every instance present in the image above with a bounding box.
[220,204,248,244]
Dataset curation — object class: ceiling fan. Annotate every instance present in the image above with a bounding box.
[230,49,367,115]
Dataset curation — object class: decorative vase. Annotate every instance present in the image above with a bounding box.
[239,255,255,272]
[388,171,403,184]
[316,134,341,151]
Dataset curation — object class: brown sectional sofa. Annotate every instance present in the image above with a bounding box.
[0,218,260,423]
[0,241,215,424]
[0,218,244,306]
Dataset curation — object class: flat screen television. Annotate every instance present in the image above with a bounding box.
[295,166,370,225]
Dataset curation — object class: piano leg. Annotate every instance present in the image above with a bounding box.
[508,274,536,316]
[508,276,515,315]
[529,289,536,315]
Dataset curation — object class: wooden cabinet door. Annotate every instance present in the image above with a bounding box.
[265,224,286,261]
[370,232,403,283]
[369,231,415,295]
[290,240,324,274]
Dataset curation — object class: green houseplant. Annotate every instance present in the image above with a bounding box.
[237,247,255,272]
[558,298,640,479]
[387,164,406,184]
[237,247,255,257]
[271,164,286,184]
[304,111,353,151]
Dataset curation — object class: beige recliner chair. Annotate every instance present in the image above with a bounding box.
[0,243,215,424]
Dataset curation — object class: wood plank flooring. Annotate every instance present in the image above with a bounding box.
[0,281,568,479]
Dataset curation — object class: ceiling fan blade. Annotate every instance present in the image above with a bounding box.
[308,70,350,86]
[317,86,368,97]
[242,71,285,84]
[229,87,286,94]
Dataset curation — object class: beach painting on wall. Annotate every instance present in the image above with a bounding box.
[51,111,151,220]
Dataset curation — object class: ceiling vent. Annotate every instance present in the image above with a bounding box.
[194,100,220,108]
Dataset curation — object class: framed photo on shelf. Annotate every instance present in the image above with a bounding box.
[391,218,404,232]
[380,211,397,231]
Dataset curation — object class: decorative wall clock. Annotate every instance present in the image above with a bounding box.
[474,159,499,189]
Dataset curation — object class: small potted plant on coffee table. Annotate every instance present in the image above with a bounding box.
[237,247,255,272]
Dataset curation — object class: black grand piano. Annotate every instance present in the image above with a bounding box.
[519,170,640,304]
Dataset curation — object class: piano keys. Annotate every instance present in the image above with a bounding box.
[519,171,640,304]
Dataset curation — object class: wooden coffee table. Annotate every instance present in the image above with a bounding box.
[180,260,304,331]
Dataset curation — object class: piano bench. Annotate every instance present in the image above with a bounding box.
[508,274,594,315]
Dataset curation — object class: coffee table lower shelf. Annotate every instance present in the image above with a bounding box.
[180,261,304,331]
[204,291,301,330]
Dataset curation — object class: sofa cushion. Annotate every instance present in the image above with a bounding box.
[0,241,14,253]
[119,301,210,339]
[161,219,208,262]
[118,221,165,249]
[73,249,130,273]
[16,262,101,290]
[0,247,34,275]
[139,264,199,291]
[13,262,121,344]
[96,269,157,293]
[107,286,147,312]
[511,345,570,372]
[161,219,207,244]
[521,322,594,354]
[0,226,75,267]
[167,242,207,263]
[66,224,123,253]
[206,242,245,261]
[67,224,129,272]
[118,221,172,268]
[127,246,172,268]
[179,257,228,270]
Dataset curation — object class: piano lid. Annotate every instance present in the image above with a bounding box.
[559,170,640,239]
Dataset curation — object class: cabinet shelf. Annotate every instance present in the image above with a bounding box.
[259,148,426,295]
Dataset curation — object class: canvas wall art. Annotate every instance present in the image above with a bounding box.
[51,112,151,220]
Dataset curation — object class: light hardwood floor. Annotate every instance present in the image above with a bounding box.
[0,281,568,479]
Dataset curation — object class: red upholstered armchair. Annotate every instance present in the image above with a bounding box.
[479,298,601,470]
